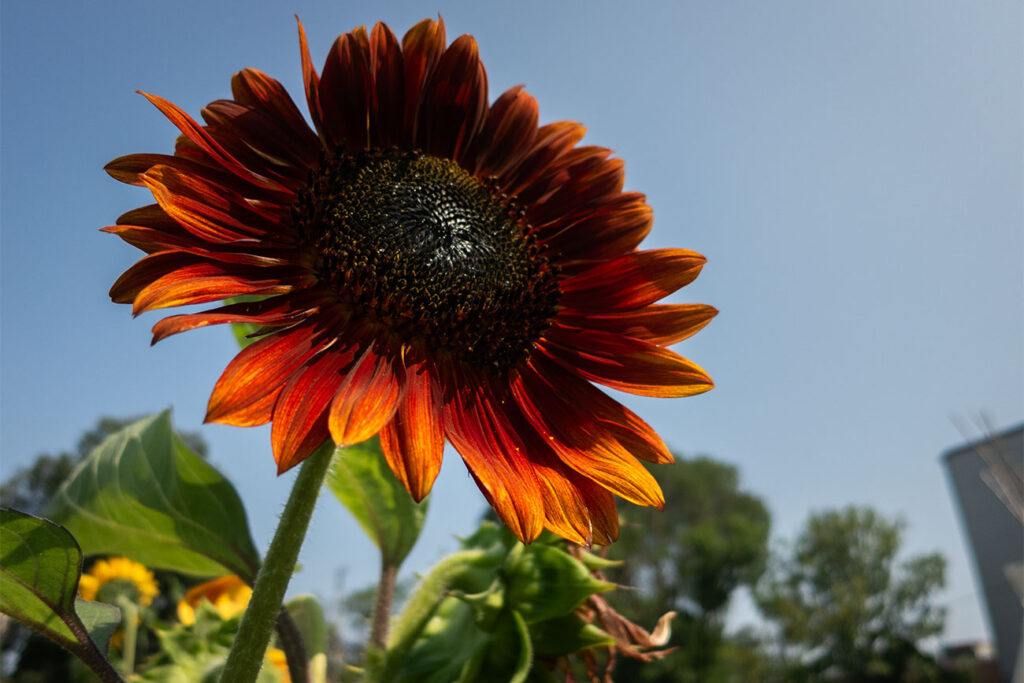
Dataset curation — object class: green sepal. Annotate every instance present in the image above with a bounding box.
[528,613,615,655]
[505,545,613,623]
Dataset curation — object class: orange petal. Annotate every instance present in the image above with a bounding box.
[442,370,543,543]
[327,345,405,446]
[500,121,586,197]
[132,261,294,315]
[379,357,444,502]
[511,367,665,509]
[527,353,673,465]
[559,249,706,312]
[206,322,325,426]
[150,293,315,343]
[139,91,288,193]
[558,303,718,347]
[272,350,354,473]
[540,325,713,399]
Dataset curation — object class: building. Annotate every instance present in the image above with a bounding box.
[944,424,1023,683]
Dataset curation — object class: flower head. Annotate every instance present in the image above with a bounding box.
[177,574,252,625]
[105,18,715,546]
[78,556,159,607]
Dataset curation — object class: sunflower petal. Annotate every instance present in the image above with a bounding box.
[296,17,326,145]
[319,27,371,152]
[379,357,444,501]
[541,325,713,398]
[327,344,405,446]
[417,34,488,159]
[139,91,288,193]
[272,350,354,473]
[401,17,446,143]
[558,303,718,347]
[526,353,672,464]
[150,293,316,343]
[206,323,325,427]
[511,367,665,509]
[231,68,319,148]
[443,371,544,543]
[369,22,405,147]
[461,85,538,178]
[559,248,706,312]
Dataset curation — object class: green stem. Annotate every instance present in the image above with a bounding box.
[372,550,487,682]
[220,440,335,683]
[369,562,398,649]
[116,597,138,675]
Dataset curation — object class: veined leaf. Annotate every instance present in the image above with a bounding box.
[76,599,123,655]
[46,411,260,582]
[0,509,121,669]
[327,437,427,568]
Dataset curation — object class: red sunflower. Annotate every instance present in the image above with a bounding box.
[105,18,715,546]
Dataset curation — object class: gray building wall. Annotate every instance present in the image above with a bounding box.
[944,425,1023,683]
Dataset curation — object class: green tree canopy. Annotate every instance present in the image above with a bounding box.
[606,454,771,682]
[755,506,949,683]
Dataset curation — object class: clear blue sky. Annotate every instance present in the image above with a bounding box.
[2,1,1021,645]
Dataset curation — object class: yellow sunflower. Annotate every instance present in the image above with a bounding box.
[77,556,159,607]
[177,574,252,625]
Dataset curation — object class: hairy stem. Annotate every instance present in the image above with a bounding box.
[369,562,398,649]
[220,441,335,683]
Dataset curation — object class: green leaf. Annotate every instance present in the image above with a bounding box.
[528,613,615,655]
[326,437,427,567]
[0,509,117,666]
[505,545,613,624]
[285,594,328,683]
[46,411,260,582]
[76,598,122,655]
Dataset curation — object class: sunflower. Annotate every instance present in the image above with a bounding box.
[105,18,715,547]
[177,575,252,625]
[78,556,159,607]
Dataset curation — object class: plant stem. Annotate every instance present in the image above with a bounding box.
[220,441,335,683]
[275,606,309,683]
[369,562,398,649]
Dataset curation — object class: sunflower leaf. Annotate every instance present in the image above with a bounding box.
[285,594,328,683]
[46,411,260,583]
[326,436,428,568]
[75,598,123,656]
[0,509,119,663]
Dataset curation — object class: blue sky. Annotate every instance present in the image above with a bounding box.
[2,1,1021,645]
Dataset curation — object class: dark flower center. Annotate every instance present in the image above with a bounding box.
[293,149,560,373]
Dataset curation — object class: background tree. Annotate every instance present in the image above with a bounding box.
[605,454,772,682]
[755,506,952,683]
